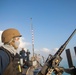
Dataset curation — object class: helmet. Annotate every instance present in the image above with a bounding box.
[2,28,22,43]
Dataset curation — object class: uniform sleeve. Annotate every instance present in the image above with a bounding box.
[0,56,2,75]
[0,50,9,75]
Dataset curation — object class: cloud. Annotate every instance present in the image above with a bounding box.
[41,48,50,53]
[0,31,3,46]
[51,48,59,54]
[17,37,31,53]
[19,37,31,50]
[34,47,59,60]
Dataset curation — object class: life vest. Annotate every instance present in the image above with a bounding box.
[0,46,22,75]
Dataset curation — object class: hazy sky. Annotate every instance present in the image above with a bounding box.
[0,0,76,74]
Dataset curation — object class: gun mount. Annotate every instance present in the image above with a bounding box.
[37,29,76,75]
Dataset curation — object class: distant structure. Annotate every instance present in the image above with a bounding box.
[74,47,76,55]
[65,49,74,68]
[65,46,76,75]
[30,18,35,57]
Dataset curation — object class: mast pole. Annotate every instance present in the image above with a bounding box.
[30,18,34,57]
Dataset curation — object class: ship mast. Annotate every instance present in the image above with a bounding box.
[30,18,35,57]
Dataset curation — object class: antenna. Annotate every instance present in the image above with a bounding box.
[30,18,34,57]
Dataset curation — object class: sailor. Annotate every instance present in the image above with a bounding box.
[20,48,27,62]
[0,28,22,75]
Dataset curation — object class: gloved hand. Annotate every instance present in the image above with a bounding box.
[54,66,64,75]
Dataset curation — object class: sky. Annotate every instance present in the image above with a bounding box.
[0,0,76,74]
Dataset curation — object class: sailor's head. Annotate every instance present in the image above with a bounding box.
[1,28,22,49]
